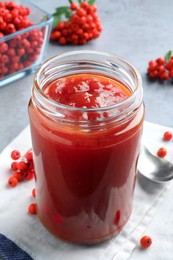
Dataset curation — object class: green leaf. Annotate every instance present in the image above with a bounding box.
[52,14,61,28]
[55,6,70,15]
[88,0,96,5]
[53,6,72,28]
[78,0,82,4]
[65,8,72,19]
[165,50,172,63]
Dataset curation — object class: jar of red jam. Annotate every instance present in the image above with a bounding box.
[28,50,144,244]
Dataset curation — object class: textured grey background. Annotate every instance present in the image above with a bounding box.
[0,0,173,152]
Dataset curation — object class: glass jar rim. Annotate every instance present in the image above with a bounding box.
[33,50,142,113]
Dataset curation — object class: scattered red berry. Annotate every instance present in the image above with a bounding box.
[157,147,167,158]
[8,176,18,187]
[18,161,28,171]
[140,235,152,248]
[147,50,173,81]
[11,161,18,171]
[50,0,102,45]
[32,188,36,198]
[163,131,172,141]
[26,150,33,161]
[12,171,23,182]
[24,171,34,181]
[28,203,37,215]
[11,150,21,160]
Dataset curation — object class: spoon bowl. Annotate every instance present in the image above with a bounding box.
[138,145,173,183]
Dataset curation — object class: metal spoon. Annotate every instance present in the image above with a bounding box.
[138,145,173,183]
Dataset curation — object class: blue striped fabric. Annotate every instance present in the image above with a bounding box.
[0,234,32,260]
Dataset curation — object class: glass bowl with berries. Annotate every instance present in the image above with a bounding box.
[0,0,53,87]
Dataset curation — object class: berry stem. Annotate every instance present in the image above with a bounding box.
[68,0,73,4]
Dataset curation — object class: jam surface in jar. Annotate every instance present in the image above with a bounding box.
[29,72,144,244]
[43,73,131,108]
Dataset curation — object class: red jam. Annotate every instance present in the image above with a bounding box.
[43,74,131,108]
[29,73,144,244]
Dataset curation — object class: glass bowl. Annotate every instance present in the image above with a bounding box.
[0,0,53,87]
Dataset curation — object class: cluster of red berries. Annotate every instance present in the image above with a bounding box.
[0,1,31,35]
[50,1,102,45]
[9,149,37,215]
[0,1,44,79]
[9,149,35,188]
[148,53,173,80]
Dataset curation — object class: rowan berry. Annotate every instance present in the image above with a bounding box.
[18,161,28,171]
[158,65,165,74]
[11,8,19,18]
[57,21,65,30]
[24,171,34,181]
[0,2,5,8]
[169,69,173,78]
[8,177,18,187]
[2,66,8,74]
[28,203,37,215]
[11,56,19,63]
[80,1,89,10]
[77,8,86,16]
[157,147,167,158]
[11,161,18,171]
[13,17,21,26]
[32,188,36,198]
[161,72,169,80]
[59,36,67,45]
[71,14,80,23]
[0,21,7,31]
[76,28,83,35]
[26,150,33,161]
[80,16,87,24]
[140,235,152,248]
[7,48,15,56]
[89,5,97,13]
[3,12,12,23]
[17,48,25,56]
[0,7,7,17]
[70,2,78,11]
[156,57,165,65]
[12,171,23,182]
[163,131,172,141]
[1,54,9,63]
[11,150,21,160]
[50,30,61,41]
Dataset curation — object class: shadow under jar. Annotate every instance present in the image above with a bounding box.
[28,50,144,244]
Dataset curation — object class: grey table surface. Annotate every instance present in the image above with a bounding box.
[0,0,173,259]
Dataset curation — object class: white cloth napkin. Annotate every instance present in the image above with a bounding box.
[0,121,173,260]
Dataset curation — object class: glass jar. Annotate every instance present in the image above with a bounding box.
[28,50,144,244]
